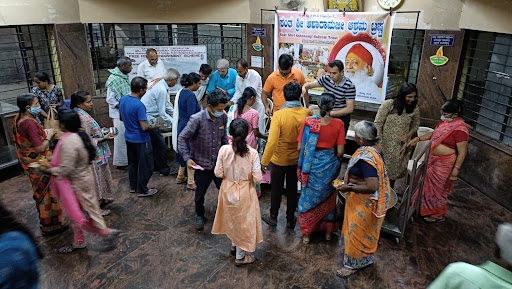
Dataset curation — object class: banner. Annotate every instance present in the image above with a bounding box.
[275,11,395,104]
[124,46,207,94]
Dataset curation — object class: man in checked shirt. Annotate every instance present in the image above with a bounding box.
[178,89,229,231]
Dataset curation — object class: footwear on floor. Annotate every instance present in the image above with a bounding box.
[137,188,158,197]
[335,267,357,278]
[100,209,111,216]
[176,177,187,184]
[235,255,256,266]
[303,234,310,244]
[58,243,86,254]
[99,198,114,208]
[424,216,446,223]
[187,184,197,191]
[195,215,205,231]
[325,232,332,241]
[116,165,128,170]
[261,214,277,226]
[129,188,137,194]
[286,217,297,229]
[230,245,236,256]
[160,167,179,176]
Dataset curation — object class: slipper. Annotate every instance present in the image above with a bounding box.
[424,216,445,223]
[235,255,256,266]
[335,267,357,278]
[303,235,310,244]
[100,209,111,216]
[230,245,236,256]
[58,243,86,254]
[99,198,114,208]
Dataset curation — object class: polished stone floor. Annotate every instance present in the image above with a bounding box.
[0,160,511,289]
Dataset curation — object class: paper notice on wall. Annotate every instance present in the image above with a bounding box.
[124,46,207,93]
[251,56,264,68]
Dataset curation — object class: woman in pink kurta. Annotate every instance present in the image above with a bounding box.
[212,118,263,266]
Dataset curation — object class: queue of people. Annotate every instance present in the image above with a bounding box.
[12,52,508,288]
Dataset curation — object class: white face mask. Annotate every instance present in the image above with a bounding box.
[440,115,453,122]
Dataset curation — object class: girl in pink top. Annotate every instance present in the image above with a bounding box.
[234,87,268,149]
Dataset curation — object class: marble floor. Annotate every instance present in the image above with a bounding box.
[0,161,511,289]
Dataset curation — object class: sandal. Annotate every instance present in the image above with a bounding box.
[424,216,445,223]
[335,267,357,278]
[325,232,332,241]
[58,243,86,254]
[230,245,236,256]
[99,198,114,209]
[303,234,310,244]
[235,255,256,266]
[100,209,111,216]
[187,184,197,191]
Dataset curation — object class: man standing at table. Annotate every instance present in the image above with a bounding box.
[262,53,306,115]
[137,48,166,82]
[105,56,132,170]
[141,68,180,176]
[207,59,237,101]
[194,63,213,106]
[301,60,355,135]
[231,59,265,134]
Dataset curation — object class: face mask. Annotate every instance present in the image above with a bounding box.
[440,115,453,122]
[212,111,225,118]
[30,106,41,115]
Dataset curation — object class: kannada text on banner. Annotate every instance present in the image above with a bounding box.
[275,11,395,104]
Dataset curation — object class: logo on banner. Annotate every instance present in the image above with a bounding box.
[430,46,449,66]
[252,37,264,52]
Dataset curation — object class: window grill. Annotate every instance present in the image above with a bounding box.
[458,30,512,146]
[86,23,246,94]
[0,25,60,105]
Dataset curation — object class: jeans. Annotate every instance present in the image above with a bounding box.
[126,140,154,193]
[269,163,298,221]
[149,128,170,175]
[195,169,222,217]
[0,231,40,289]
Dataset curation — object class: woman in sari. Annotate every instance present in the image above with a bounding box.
[71,91,115,216]
[12,93,67,236]
[374,82,420,188]
[212,118,263,266]
[297,93,345,244]
[334,120,391,277]
[43,109,119,253]
[407,99,468,223]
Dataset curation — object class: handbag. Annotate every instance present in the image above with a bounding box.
[44,107,64,139]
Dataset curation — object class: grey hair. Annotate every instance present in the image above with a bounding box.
[163,68,180,80]
[216,59,229,69]
[354,120,380,144]
[146,48,157,55]
[117,56,132,67]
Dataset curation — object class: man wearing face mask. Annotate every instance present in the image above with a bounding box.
[178,89,229,231]
[206,59,237,100]
[137,48,166,82]
[407,99,468,223]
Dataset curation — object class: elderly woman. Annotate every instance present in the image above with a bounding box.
[335,120,391,277]
[297,93,345,244]
[71,91,115,215]
[374,82,420,188]
[12,93,67,236]
[31,72,64,122]
[408,99,468,223]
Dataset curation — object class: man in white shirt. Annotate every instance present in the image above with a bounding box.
[231,59,266,134]
[105,56,132,170]
[137,48,166,82]
[141,68,180,176]
[193,63,213,107]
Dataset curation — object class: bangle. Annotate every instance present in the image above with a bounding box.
[454,166,460,169]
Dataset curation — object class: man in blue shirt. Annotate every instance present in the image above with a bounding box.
[141,68,180,176]
[206,59,237,100]
[429,222,512,289]
[119,77,159,197]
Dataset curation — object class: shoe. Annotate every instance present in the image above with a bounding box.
[286,217,297,229]
[129,188,137,194]
[100,209,111,216]
[261,214,277,226]
[116,165,128,170]
[195,215,205,231]
[137,188,158,197]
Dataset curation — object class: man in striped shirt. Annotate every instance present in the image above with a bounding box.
[301,60,355,135]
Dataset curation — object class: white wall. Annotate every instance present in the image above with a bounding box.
[0,0,80,25]
[459,0,512,34]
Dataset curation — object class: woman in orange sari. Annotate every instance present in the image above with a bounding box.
[12,93,67,236]
[334,120,391,277]
[408,99,468,222]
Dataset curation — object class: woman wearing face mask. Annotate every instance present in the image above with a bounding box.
[407,99,468,223]
[12,93,68,236]
[374,82,420,188]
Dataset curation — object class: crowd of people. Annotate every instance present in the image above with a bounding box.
[2,49,510,288]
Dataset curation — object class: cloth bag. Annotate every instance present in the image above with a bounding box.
[44,107,63,139]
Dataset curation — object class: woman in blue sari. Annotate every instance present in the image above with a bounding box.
[297,93,345,244]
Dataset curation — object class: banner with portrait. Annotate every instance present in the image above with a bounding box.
[275,11,395,104]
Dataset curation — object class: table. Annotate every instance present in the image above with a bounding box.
[0,102,20,169]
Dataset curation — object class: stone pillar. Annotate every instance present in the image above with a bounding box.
[416,30,465,127]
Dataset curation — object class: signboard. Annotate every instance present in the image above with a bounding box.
[430,34,454,46]
[251,27,266,37]
[124,46,207,93]
[276,11,395,104]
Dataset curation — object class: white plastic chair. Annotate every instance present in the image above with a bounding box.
[407,126,434,176]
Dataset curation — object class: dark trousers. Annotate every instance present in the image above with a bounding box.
[149,128,170,175]
[195,169,222,217]
[270,163,298,221]
[126,140,154,193]
[339,114,351,137]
